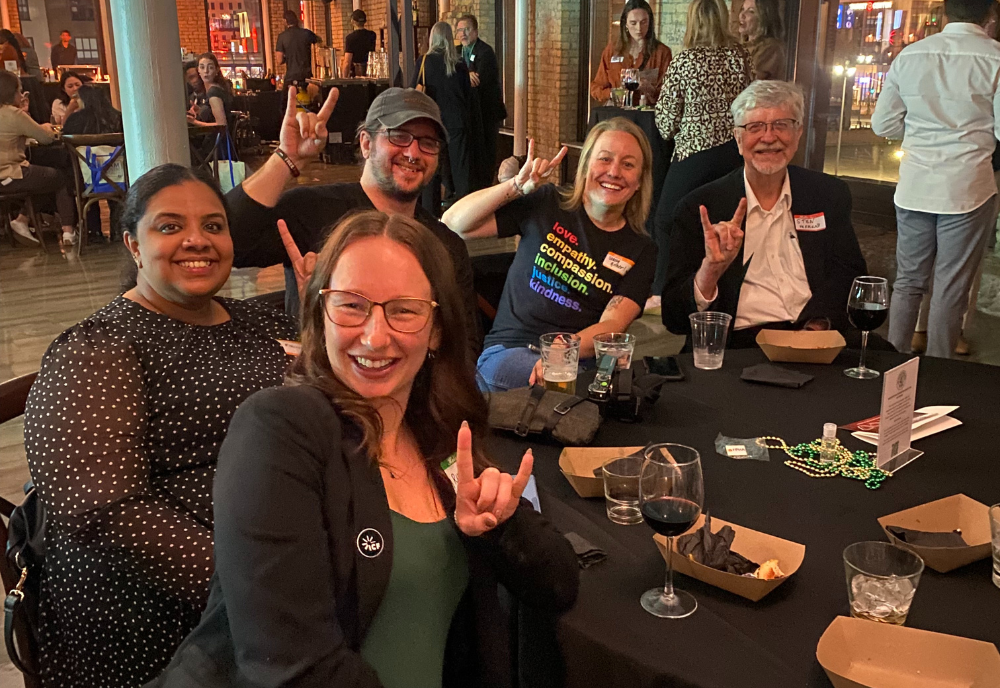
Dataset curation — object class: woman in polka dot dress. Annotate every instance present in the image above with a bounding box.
[23,164,297,688]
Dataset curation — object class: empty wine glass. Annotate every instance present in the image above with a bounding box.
[639,444,704,619]
[621,68,639,108]
[845,276,889,379]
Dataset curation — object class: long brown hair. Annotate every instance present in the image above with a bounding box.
[614,0,662,63]
[560,117,653,234]
[288,211,490,470]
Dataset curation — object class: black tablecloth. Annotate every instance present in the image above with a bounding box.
[489,348,1000,688]
[589,107,673,237]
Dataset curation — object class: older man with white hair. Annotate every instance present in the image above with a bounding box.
[661,80,867,347]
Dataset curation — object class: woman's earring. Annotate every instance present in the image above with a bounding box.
[426,350,437,361]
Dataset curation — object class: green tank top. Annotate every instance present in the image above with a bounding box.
[360,511,470,688]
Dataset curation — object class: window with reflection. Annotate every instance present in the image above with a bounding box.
[824,0,945,181]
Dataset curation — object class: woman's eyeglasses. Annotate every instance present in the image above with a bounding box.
[734,118,799,135]
[319,289,438,333]
[383,129,443,155]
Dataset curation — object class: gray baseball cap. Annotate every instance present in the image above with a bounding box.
[364,87,447,140]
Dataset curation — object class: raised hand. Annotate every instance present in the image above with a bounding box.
[513,139,569,196]
[277,219,317,298]
[279,85,339,167]
[700,198,747,275]
[454,421,533,537]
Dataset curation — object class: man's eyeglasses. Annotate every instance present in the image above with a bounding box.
[735,119,800,135]
[383,129,443,155]
[319,289,438,333]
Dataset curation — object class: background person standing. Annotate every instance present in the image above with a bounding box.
[872,0,1000,359]
[456,14,506,190]
[342,10,377,77]
[49,30,77,69]
[275,10,320,88]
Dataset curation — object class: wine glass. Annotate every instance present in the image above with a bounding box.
[639,444,704,619]
[844,276,889,379]
[621,68,640,109]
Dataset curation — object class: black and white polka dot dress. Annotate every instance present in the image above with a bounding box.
[23,295,297,688]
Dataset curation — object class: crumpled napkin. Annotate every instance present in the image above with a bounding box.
[564,532,607,569]
[676,513,758,575]
[741,363,814,389]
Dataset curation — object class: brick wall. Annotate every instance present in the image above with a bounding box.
[177,0,209,55]
[5,0,20,34]
[269,0,288,75]
[658,0,689,54]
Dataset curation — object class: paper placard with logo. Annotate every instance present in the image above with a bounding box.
[875,357,922,471]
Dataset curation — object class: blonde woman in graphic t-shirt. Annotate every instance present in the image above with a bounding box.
[443,117,658,391]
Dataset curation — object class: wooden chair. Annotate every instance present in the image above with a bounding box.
[62,134,128,254]
[0,372,41,687]
[188,123,228,183]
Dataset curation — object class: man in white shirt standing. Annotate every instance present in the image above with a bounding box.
[662,81,867,347]
[872,0,1000,359]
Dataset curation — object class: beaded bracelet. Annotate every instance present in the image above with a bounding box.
[758,436,892,490]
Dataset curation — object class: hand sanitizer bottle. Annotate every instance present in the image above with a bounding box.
[819,423,838,463]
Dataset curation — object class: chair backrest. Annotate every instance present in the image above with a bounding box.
[0,372,36,425]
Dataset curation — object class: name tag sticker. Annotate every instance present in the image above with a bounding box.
[610,55,624,63]
[726,444,749,458]
[602,252,634,276]
[793,213,827,232]
[277,339,302,356]
[441,454,459,492]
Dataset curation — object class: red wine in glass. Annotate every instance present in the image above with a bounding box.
[621,69,639,108]
[641,497,702,537]
[845,276,889,380]
[639,444,704,619]
[847,304,888,332]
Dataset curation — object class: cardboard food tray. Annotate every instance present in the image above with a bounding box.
[817,615,1000,688]
[653,514,805,602]
[558,446,645,498]
[755,329,847,364]
[877,494,993,573]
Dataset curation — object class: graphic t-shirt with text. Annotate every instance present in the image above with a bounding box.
[484,186,657,349]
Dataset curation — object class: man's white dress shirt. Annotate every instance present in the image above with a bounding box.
[871,22,1000,215]
[696,171,812,329]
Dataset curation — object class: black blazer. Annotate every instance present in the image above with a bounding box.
[149,385,579,688]
[467,39,506,123]
[661,165,867,336]
[412,52,472,135]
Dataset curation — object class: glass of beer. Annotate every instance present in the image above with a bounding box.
[539,332,581,395]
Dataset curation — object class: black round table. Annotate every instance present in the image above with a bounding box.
[489,347,1000,688]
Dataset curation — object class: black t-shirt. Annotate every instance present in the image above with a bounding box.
[197,84,232,125]
[276,26,320,82]
[484,185,657,349]
[345,29,376,68]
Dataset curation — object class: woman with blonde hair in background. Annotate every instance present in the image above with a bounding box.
[647,0,752,309]
[738,0,787,80]
[413,21,474,208]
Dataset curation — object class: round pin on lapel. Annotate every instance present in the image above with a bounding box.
[356,528,384,558]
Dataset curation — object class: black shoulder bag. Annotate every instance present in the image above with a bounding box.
[5,481,45,677]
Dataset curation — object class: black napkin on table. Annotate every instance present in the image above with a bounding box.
[676,514,759,575]
[886,525,967,548]
[741,363,814,389]
[564,532,608,569]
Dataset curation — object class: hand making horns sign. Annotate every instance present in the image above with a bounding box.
[454,421,534,537]
[277,219,317,299]
[700,198,747,275]
[513,138,569,196]
[280,85,340,166]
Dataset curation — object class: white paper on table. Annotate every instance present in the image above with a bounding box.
[851,405,961,445]
[876,358,920,468]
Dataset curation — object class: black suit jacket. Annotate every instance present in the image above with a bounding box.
[467,39,506,123]
[662,165,867,336]
[149,385,579,688]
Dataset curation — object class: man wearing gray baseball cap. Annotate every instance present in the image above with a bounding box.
[226,85,481,355]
